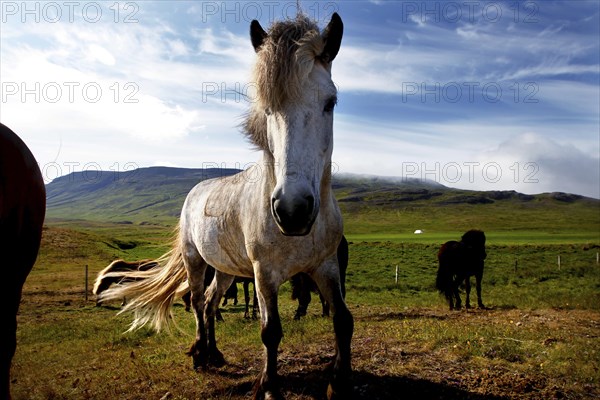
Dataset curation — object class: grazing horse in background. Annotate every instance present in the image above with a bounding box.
[101,13,351,400]
[0,123,46,400]
[291,235,348,320]
[223,277,258,320]
[436,230,487,310]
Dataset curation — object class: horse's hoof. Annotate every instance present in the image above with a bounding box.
[327,382,353,400]
[192,357,208,371]
[208,349,226,368]
[187,347,208,371]
[252,380,283,400]
[264,391,283,400]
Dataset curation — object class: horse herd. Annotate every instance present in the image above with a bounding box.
[0,12,489,400]
[94,229,486,319]
[93,235,350,322]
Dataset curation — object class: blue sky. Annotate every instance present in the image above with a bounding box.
[1,1,599,197]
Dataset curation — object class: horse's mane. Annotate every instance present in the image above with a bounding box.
[244,14,325,150]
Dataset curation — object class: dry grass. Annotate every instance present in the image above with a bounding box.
[13,291,600,400]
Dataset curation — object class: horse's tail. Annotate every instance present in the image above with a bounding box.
[435,244,454,300]
[99,229,188,332]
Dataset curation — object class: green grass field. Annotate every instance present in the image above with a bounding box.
[12,212,600,399]
[11,179,600,399]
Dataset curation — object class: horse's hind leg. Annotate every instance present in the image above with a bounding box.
[319,289,330,317]
[204,271,234,367]
[311,256,353,400]
[464,277,472,309]
[182,290,191,312]
[243,280,251,319]
[251,281,259,320]
[292,274,311,320]
[183,248,210,370]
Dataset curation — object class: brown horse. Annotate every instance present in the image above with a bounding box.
[0,123,46,399]
[436,230,487,310]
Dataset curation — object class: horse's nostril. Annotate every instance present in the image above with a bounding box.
[305,195,315,215]
[270,192,317,236]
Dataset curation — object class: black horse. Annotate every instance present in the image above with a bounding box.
[436,230,487,310]
[291,235,349,320]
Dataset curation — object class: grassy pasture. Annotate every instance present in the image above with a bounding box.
[12,217,600,399]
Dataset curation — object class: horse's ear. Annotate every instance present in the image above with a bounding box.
[250,20,267,52]
[321,12,343,63]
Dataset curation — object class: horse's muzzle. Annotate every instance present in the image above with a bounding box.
[271,192,317,236]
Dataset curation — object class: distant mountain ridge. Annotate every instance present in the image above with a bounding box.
[45,166,597,224]
[46,167,241,222]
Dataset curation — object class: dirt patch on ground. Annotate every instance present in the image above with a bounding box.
[167,307,599,400]
[13,290,599,400]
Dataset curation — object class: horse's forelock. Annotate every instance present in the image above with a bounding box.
[245,15,324,149]
[254,15,322,109]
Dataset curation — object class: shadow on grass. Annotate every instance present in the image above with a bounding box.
[205,368,509,400]
[357,309,449,322]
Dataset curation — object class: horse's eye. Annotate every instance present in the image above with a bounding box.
[323,97,337,114]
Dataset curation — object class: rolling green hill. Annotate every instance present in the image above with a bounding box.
[46,167,600,244]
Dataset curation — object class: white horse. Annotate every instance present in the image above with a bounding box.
[101,13,352,400]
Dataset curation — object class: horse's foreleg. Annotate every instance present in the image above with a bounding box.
[204,271,234,367]
[253,273,283,400]
[183,252,209,370]
[476,270,485,309]
[464,277,472,309]
[311,257,353,400]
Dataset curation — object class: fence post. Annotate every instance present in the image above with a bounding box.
[557,255,561,271]
[85,264,89,301]
[395,265,399,285]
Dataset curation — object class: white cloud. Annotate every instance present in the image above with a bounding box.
[86,44,116,66]
[1,1,597,199]
[0,7,257,173]
[476,133,600,198]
